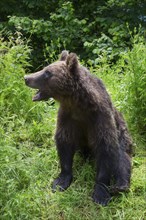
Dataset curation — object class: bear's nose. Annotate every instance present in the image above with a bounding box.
[24,75,29,85]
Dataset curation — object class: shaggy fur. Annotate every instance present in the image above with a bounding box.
[24,51,132,206]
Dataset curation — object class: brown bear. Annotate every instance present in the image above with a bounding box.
[24,51,132,206]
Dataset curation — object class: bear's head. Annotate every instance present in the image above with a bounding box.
[24,51,79,101]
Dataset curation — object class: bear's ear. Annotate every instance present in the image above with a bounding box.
[60,50,69,61]
[66,53,78,74]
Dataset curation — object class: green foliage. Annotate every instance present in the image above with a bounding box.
[4,2,88,68]
[0,0,146,68]
[0,34,56,144]
[0,33,37,122]
[0,34,28,114]
[120,35,146,134]
[92,34,146,136]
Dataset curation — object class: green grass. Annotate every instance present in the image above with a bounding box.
[0,36,146,220]
[0,121,145,220]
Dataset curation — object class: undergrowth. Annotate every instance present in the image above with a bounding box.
[0,35,145,220]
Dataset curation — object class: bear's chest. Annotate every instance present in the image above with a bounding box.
[71,108,87,122]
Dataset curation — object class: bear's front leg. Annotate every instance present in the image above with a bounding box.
[52,132,76,192]
[92,140,112,206]
[92,163,112,206]
[111,150,131,195]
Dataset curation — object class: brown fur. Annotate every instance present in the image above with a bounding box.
[24,51,132,206]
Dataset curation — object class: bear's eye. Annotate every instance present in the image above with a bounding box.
[44,70,52,79]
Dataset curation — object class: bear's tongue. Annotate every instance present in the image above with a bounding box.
[32,90,49,101]
[32,90,42,101]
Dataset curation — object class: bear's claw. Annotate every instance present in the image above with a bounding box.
[52,174,73,192]
[92,183,112,206]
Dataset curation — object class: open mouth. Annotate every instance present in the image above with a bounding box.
[33,90,49,101]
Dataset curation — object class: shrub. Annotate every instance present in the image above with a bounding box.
[93,34,146,137]
[121,35,146,135]
[1,0,146,68]
[0,33,32,117]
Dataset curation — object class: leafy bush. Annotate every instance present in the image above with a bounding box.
[121,36,146,135]
[6,2,88,68]
[0,33,56,145]
[0,33,32,118]
[92,34,146,137]
[0,0,146,68]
